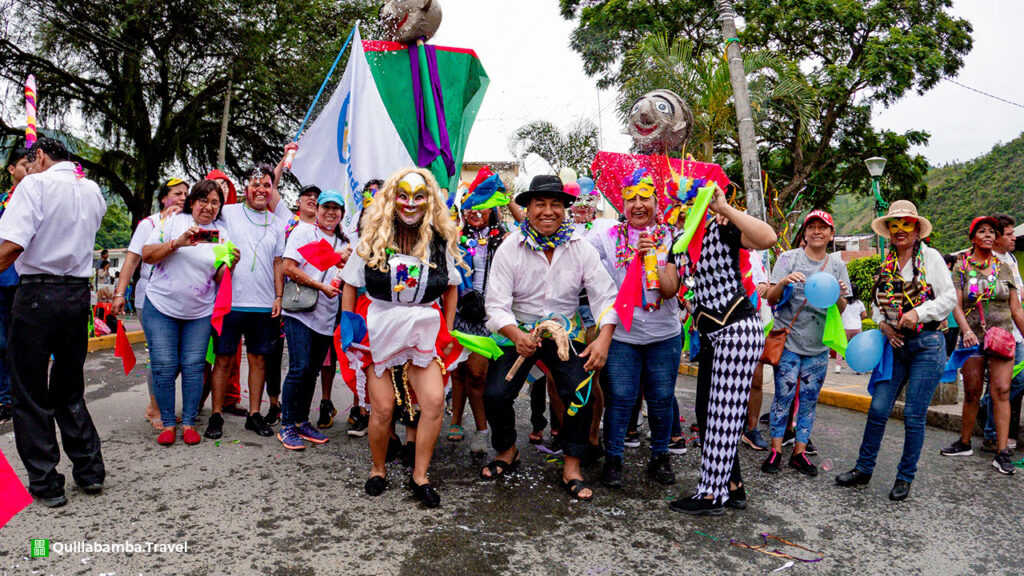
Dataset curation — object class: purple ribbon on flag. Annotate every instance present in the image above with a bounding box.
[409,44,456,176]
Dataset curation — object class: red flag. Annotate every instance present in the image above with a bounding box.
[297,239,341,271]
[613,253,645,333]
[211,268,232,336]
[0,448,33,528]
[114,320,136,375]
[687,212,707,267]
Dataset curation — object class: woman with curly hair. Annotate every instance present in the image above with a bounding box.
[340,168,465,508]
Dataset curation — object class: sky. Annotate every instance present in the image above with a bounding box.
[433,0,1024,167]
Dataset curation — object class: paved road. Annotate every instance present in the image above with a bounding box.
[0,351,1021,575]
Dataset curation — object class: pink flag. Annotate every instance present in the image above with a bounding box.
[613,253,645,333]
[211,268,232,336]
[0,448,33,528]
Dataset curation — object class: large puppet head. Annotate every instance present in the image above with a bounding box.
[379,0,443,44]
[357,167,463,272]
[626,89,693,153]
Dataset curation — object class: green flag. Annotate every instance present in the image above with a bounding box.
[822,304,848,357]
[452,331,504,359]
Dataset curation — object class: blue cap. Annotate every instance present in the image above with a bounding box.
[317,189,346,208]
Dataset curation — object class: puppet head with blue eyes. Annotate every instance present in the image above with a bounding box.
[627,89,693,154]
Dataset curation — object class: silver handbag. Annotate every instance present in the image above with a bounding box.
[282,237,337,313]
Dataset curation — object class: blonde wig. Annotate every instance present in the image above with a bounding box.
[358,167,466,273]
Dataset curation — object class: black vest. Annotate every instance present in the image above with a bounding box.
[365,233,449,303]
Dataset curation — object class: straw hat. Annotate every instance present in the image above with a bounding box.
[870,200,932,239]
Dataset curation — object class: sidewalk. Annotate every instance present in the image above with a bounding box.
[680,356,973,435]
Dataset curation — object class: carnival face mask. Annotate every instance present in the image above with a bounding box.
[379,0,442,44]
[887,218,917,235]
[627,89,694,153]
[396,173,429,226]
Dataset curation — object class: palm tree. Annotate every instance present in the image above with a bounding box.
[618,33,817,165]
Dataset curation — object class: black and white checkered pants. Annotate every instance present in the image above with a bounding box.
[694,314,764,504]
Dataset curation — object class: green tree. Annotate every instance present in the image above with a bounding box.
[0,0,377,225]
[94,202,133,250]
[560,0,972,216]
[509,119,599,177]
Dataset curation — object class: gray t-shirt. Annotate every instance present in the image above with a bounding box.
[770,249,851,356]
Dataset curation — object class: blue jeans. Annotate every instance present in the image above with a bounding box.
[855,330,945,482]
[0,285,14,405]
[982,343,1024,441]
[281,317,332,428]
[602,335,682,458]
[141,298,211,427]
[770,349,829,444]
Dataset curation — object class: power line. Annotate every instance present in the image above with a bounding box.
[944,77,1024,110]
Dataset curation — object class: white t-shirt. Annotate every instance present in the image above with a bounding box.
[587,220,681,344]
[282,222,346,335]
[220,204,285,310]
[127,212,172,310]
[841,300,866,330]
[144,213,230,320]
[0,162,106,277]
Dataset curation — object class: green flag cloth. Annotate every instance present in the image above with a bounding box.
[1014,360,1024,378]
[212,241,238,268]
[763,318,774,338]
[822,304,848,357]
[206,337,215,366]
[452,330,504,359]
[682,316,693,353]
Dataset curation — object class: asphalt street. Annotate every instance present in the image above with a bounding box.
[0,350,1021,575]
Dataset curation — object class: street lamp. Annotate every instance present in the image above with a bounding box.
[865,157,887,254]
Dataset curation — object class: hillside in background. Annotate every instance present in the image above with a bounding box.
[828,132,1024,253]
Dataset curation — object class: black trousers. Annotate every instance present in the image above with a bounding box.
[265,328,285,399]
[11,279,104,497]
[484,340,593,458]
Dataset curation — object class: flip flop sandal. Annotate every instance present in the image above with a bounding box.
[561,478,593,501]
[480,449,520,480]
[447,424,465,442]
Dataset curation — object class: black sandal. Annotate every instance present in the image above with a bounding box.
[480,449,520,480]
[561,478,593,501]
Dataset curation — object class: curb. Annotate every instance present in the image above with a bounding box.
[88,330,146,352]
[678,364,970,434]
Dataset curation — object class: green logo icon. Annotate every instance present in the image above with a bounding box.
[30,539,49,558]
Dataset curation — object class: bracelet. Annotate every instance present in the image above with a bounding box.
[113,293,124,298]
[168,240,178,252]
[275,295,282,299]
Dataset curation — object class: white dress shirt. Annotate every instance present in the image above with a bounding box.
[485,229,619,334]
[0,162,106,278]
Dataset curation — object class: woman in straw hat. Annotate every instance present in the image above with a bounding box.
[835,200,955,500]
[938,215,1024,475]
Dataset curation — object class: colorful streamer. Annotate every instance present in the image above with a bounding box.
[24,75,37,147]
[566,371,595,417]
[671,183,715,256]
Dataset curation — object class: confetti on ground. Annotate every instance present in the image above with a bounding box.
[772,561,796,572]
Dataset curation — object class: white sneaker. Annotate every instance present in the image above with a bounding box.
[834,365,842,374]
[469,429,490,454]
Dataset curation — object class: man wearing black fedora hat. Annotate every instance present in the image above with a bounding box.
[479,175,619,500]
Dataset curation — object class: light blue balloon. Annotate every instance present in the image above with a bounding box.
[805,272,840,308]
[577,176,595,194]
[846,329,884,373]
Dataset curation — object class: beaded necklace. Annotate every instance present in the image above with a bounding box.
[614,222,668,311]
[460,225,501,256]
[958,251,1000,308]
[877,245,932,320]
[519,218,573,251]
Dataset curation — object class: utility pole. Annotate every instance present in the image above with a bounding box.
[217,72,232,169]
[715,0,766,221]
